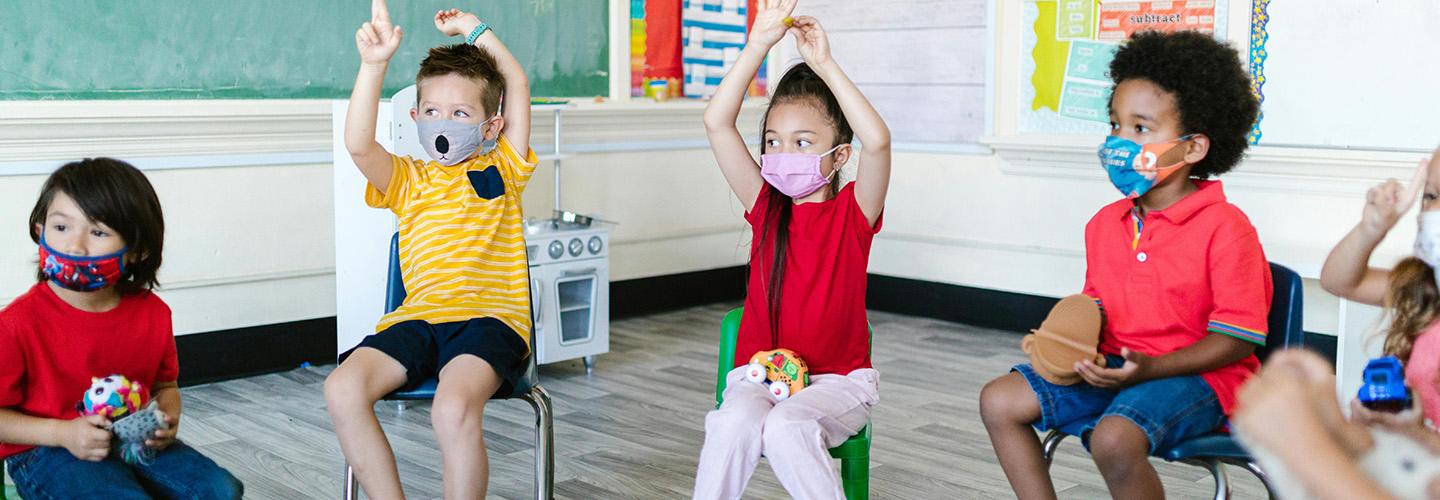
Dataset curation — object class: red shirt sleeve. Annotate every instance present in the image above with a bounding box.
[154,299,180,383]
[0,315,24,408]
[1205,225,1271,345]
[743,183,773,227]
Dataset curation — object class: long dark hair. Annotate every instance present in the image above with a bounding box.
[29,158,165,295]
[754,63,854,347]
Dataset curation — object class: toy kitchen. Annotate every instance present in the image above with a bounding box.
[332,89,610,373]
[521,102,611,372]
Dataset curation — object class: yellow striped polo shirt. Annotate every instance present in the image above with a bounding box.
[365,135,537,349]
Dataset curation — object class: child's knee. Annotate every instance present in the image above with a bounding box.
[431,392,486,436]
[979,374,1037,426]
[704,406,764,443]
[1088,416,1151,469]
[761,406,823,449]
[322,369,378,411]
[192,468,244,500]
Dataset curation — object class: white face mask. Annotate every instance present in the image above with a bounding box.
[1415,211,1440,282]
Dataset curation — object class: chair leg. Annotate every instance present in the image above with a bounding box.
[839,454,869,500]
[343,463,359,500]
[521,386,555,500]
[1240,460,1278,500]
[1040,430,1067,466]
[1197,458,1231,500]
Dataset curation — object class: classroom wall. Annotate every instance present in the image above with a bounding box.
[0,100,766,337]
[0,101,336,336]
[1,0,1411,399]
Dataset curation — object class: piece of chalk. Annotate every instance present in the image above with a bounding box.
[783,17,794,27]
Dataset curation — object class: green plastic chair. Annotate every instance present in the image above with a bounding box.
[3,461,14,499]
[715,307,871,500]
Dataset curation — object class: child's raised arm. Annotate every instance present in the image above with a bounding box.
[703,0,797,212]
[1320,157,1431,306]
[345,0,404,193]
[435,8,531,156]
[788,16,891,225]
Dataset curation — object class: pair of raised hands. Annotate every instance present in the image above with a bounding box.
[355,0,484,64]
[750,0,833,68]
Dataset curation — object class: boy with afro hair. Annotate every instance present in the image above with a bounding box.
[980,30,1265,499]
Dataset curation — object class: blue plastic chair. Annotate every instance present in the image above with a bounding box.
[343,233,555,499]
[1040,262,1303,500]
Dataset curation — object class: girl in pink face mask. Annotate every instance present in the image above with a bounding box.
[694,1,891,498]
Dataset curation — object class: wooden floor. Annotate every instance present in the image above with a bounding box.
[179,303,1269,499]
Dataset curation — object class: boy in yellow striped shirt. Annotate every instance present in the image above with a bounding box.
[325,1,536,498]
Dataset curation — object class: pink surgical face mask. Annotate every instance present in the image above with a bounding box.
[760,144,843,198]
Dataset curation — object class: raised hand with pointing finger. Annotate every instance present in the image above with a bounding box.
[1361,155,1429,237]
[355,0,403,65]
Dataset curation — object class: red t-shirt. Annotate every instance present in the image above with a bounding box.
[1083,180,1270,416]
[736,183,881,375]
[0,282,179,459]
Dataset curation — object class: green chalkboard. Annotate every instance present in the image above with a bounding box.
[0,0,608,99]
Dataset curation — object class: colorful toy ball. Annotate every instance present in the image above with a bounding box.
[745,349,810,401]
[81,374,147,420]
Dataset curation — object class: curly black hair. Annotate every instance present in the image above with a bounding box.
[1109,31,1258,178]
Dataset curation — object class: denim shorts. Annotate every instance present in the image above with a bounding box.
[1013,354,1226,454]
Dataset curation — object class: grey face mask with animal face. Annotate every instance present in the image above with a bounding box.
[416,117,497,166]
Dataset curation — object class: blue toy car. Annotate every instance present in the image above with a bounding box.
[1358,356,1411,413]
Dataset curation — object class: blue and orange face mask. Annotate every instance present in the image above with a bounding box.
[38,235,126,292]
[1098,134,1194,198]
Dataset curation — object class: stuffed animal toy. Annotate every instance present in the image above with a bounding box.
[744,349,810,401]
[79,375,168,464]
[82,375,145,419]
[1021,294,1106,386]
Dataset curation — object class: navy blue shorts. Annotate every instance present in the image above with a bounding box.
[341,317,529,397]
[1013,354,1226,454]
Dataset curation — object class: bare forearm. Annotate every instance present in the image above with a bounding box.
[153,383,181,423]
[345,63,387,154]
[0,408,61,448]
[1320,223,1388,304]
[704,43,769,130]
[1148,334,1255,380]
[810,60,889,149]
[473,30,531,148]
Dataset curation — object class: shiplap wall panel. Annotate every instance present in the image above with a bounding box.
[776,0,989,144]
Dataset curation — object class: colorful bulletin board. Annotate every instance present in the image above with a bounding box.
[630,0,763,99]
[1019,0,1229,135]
[1248,0,1440,150]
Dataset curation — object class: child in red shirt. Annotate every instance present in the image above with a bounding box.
[0,159,241,499]
[980,31,1267,499]
[692,1,892,498]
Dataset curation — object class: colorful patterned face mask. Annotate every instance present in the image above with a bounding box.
[39,234,126,292]
[1098,134,1193,198]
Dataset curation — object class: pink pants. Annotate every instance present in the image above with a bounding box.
[692,366,879,500]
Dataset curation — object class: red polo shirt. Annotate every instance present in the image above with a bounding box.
[1082,180,1270,416]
